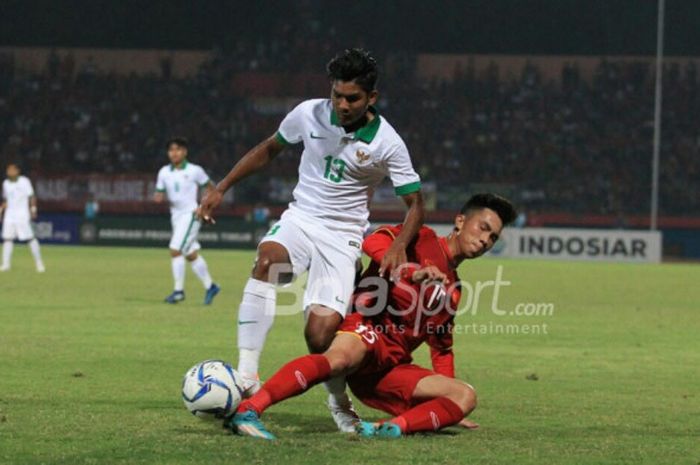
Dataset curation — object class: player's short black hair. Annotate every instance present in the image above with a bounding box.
[166,137,188,149]
[326,48,378,93]
[6,162,20,169]
[460,193,517,226]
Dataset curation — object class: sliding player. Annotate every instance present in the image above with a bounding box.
[155,138,220,305]
[198,48,424,431]
[229,194,517,439]
[1,163,45,272]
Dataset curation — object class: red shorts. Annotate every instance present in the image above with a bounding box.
[337,313,438,416]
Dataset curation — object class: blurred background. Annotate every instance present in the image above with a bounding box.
[0,0,698,258]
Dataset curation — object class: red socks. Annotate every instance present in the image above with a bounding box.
[391,397,464,433]
[238,354,331,415]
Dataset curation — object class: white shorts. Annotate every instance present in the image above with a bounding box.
[259,209,362,317]
[2,219,34,241]
[170,212,201,255]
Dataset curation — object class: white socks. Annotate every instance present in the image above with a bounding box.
[28,239,44,269]
[171,255,186,291]
[324,376,351,406]
[190,255,213,289]
[237,278,276,377]
[2,240,12,269]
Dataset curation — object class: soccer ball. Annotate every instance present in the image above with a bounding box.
[182,360,244,419]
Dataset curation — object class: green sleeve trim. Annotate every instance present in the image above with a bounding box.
[156,188,166,192]
[394,181,421,196]
[198,181,210,188]
[275,131,290,145]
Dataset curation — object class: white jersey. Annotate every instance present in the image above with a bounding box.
[276,99,421,237]
[2,176,34,223]
[155,162,210,216]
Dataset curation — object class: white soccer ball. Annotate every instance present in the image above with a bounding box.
[182,360,244,419]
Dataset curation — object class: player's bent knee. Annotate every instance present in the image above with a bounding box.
[323,350,352,376]
[252,253,292,283]
[451,384,477,415]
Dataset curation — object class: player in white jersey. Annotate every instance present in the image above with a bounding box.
[1,163,45,272]
[198,49,425,433]
[154,138,220,305]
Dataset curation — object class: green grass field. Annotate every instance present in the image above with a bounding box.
[0,245,698,464]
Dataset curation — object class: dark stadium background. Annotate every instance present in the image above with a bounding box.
[1,0,699,256]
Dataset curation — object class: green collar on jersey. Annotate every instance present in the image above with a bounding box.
[330,106,381,143]
[170,160,188,171]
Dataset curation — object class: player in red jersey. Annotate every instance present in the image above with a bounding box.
[229,194,517,439]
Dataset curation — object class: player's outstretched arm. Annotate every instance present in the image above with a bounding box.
[198,135,285,224]
[379,191,425,277]
[29,195,38,220]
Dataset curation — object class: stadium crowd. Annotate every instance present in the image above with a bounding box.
[0,47,698,215]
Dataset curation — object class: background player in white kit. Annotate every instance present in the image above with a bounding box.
[198,49,425,432]
[154,138,221,305]
[1,163,45,272]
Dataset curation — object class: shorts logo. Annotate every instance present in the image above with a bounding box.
[348,240,360,249]
[430,411,441,430]
[295,370,308,389]
[355,150,371,163]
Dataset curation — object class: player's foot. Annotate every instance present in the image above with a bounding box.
[355,421,379,438]
[164,290,185,304]
[375,422,402,438]
[355,421,403,439]
[327,394,361,433]
[229,409,276,440]
[203,283,220,305]
[240,374,261,398]
[0,265,9,272]
[36,263,45,273]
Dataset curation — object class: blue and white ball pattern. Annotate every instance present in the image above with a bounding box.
[182,360,244,419]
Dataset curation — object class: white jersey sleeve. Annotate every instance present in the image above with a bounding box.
[275,102,306,145]
[24,177,34,197]
[193,165,210,187]
[156,168,166,192]
[384,140,422,196]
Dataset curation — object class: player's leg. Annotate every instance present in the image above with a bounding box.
[303,239,361,432]
[392,374,477,433]
[357,368,476,438]
[231,332,366,439]
[1,240,13,271]
[236,234,299,393]
[165,213,197,303]
[185,239,220,305]
[1,221,16,271]
[166,248,186,303]
[19,222,44,272]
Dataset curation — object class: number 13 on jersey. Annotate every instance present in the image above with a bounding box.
[323,155,346,183]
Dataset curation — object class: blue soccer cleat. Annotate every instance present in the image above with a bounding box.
[204,283,220,305]
[164,290,185,304]
[375,422,403,439]
[355,421,379,438]
[229,409,276,440]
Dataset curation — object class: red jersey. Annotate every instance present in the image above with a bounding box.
[350,224,461,377]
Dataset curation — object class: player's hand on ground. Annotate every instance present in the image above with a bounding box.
[379,242,408,279]
[411,265,448,284]
[458,418,479,429]
[197,189,223,224]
